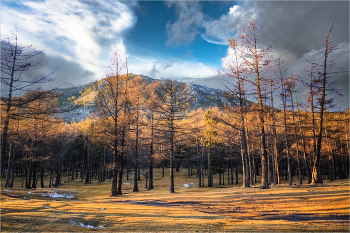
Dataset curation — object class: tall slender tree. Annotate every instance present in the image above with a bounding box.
[307,19,340,184]
[239,20,273,189]
[219,38,250,187]
[155,79,193,193]
[94,46,129,196]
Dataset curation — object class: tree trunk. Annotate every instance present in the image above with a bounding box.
[207,148,213,187]
[21,159,25,188]
[270,81,280,185]
[296,101,312,184]
[54,164,60,188]
[32,164,37,189]
[325,128,335,181]
[239,84,250,187]
[5,143,13,188]
[26,161,32,189]
[281,78,292,185]
[311,21,335,184]
[148,114,155,190]
[40,161,44,188]
[170,112,175,193]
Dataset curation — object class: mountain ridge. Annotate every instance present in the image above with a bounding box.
[55,75,243,122]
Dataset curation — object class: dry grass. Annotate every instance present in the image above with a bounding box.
[1,168,349,232]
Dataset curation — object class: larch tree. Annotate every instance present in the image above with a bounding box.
[1,29,59,176]
[155,79,193,193]
[94,46,129,196]
[239,20,273,189]
[219,37,251,187]
[144,80,161,190]
[127,75,148,192]
[307,19,342,184]
[269,79,280,185]
[278,60,293,185]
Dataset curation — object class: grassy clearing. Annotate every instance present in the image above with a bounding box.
[1,168,349,232]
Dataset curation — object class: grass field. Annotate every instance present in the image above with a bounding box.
[1,168,349,232]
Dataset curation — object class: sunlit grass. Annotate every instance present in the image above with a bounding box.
[1,168,349,232]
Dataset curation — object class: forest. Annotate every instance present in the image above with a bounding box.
[1,19,349,198]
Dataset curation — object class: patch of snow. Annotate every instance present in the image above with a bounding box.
[123,183,131,185]
[41,192,74,199]
[101,208,104,210]
[79,223,94,228]
[98,225,104,228]
[23,197,26,199]
[70,219,94,229]
[28,192,31,194]
[184,183,194,188]
[209,225,214,226]
[43,206,50,209]
[5,190,13,192]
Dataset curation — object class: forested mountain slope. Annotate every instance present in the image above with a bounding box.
[55,75,243,122]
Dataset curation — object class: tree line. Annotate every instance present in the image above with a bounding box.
[1,20,348,195]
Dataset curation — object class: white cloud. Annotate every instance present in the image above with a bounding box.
[166,1,204,45]
[1,1,136,82]
[202,3,255,45]
[201,34,228,46]
[229,5,241,16]
[129,55,215,79]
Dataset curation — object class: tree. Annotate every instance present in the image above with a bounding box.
[220,37,251,187]
[144,80,161,190]
[239,20,273,189]
[307,19,341,184]
[269,79,280,185]
[1,29,58,176]
[127,75,148,192]
[155,79,193,193]
[94,47,129,196]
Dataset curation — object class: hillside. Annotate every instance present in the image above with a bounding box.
[55,75,244,122]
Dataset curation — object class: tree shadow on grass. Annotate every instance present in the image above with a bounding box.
[261,213,349,222]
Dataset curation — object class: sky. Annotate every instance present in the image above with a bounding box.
[1,1,349,110]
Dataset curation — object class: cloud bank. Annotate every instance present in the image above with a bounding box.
[1,1,136,88]
[165,1,349,110]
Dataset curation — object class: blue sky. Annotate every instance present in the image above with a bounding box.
[125,1,234,66]
[1,1,349,109]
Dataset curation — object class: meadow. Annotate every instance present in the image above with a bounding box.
[1,168,349,232]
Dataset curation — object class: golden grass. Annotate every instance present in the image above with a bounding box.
[1,168,349,232]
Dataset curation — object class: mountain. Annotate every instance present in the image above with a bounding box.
[55,75,243,122]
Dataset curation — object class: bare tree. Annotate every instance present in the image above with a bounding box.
[277,60,293,185]
[1,29,58,175]
[239,20,273,189]
[219,37,250,187]
[306,19,342,184]
[144,80,161,190]
[94,47,128,196]
[155,79,193,193]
